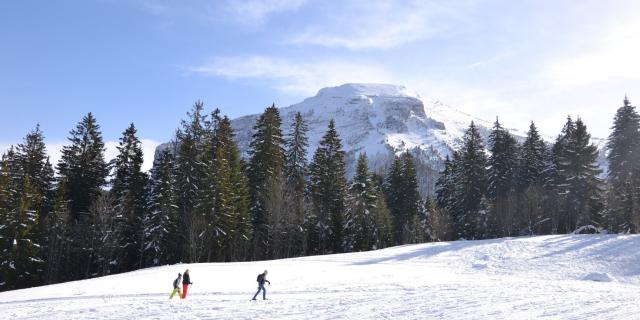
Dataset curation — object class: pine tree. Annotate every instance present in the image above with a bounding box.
[487,119,519,236]
[345,153,377,251]
[283,112,308,257]
[56,113,108,279]
[111,123,147,272]
[385,156,404,244]
[0,148,20,290]
[400,152,421,242]
[451,122,488,239]
[515,122,550,235]
[144,149,179,266]
[210,114,251,261]
[435,154,457,215]
[549,116,576,233]
[90,192,120,276]
[175,102,208,262]
[606,97,640,232]
[308,120,347,254]
[44,181,71,284]
[557,118,603,232]
[371,176,394,249]
[247,104,286,259]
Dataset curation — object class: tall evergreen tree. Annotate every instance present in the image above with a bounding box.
[283,112,309,257]
[487,119,519,236]
[345,153,377,251]
[56,113,108,279]
[549,116,576,233]
[111,123,147,272]
[557,118,603,232]
[385,156,404,244]
[308,120,347,254]
[247,104,286,259]
[175,102,209,262]
[606,97,640,232]
[144,149,179,266]
[451,122,488,239]
[44,181,71,284]
[435,154,457,215]
[210,114,251,261]
[516,122,550,235]
[370,173,394,249]
[385,152,421,244]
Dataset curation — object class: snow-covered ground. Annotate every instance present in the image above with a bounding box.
[2,234,639,319]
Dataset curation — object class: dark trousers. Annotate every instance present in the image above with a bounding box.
[252,284,266,300]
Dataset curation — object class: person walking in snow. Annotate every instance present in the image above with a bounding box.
[181,269,193,299]
[169,273,183,299]
[252,270,271,300]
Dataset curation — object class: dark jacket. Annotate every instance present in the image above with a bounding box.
[257,273,270,286]
[173,276,181,289]
[182,273,192,285]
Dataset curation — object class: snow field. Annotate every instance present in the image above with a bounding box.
[1,234,639,319]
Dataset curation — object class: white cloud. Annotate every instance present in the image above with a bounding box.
[288,0,475,50]
[225,0,308,24]
[543,19,640,87]
[189,56,393,96]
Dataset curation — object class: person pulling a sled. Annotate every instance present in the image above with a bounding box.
[252,270,271,300]
[182,269,193,299]
[169,273,182,299]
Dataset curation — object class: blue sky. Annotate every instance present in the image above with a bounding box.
[2,0,640,169]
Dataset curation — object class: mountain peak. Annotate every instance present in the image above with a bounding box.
[316,83,417,99]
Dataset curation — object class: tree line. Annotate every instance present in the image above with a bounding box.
[0,102,422,291]
[0,97,637,291]
[435,97,638,240]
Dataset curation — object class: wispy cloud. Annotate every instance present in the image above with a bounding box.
[188,55,393,96]
[288,0,476,50]
[225,0,308,24]
[543,19,640,88]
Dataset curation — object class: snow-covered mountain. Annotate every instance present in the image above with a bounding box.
[231,83,502,194]
[2,234,639,319]
[157,83,608,194]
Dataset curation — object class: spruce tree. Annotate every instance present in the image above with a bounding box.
[345,153,377,251]
[111,123,147,272]
[44,181,71,284]
[385,156,404,244]
[0,149,20,290]
[144,149,179,266]
[558,118,603,232]
[175,102,208,262]
[549,117,576,233]
[308,120,347,254]
[371,175,394,249]
[247,104,285,259]
[516,122,549,235]
[283,112,308,257]
[56,113,108,279]
[451,122,488,239]
[401,152,421,242]
[210,114,251,261]
[606,97,640,232]
[487,119,519,236]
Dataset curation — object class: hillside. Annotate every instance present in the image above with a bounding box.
[2,234,639,319]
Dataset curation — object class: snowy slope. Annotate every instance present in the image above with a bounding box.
[2,234,640,319]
